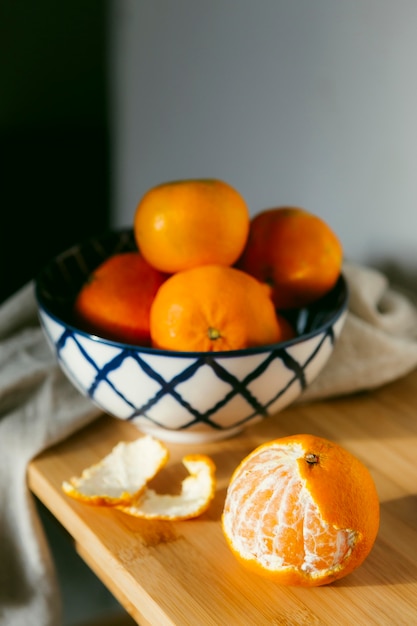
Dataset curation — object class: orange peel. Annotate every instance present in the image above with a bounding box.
[62,439,216,521]
[62,436,169,506]
[118,454,216,521]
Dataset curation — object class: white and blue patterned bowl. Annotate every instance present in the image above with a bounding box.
[35,230,348,443]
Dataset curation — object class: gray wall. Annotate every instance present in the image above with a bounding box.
[110,0,417,284]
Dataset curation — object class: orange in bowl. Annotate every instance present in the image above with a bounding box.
[238,207,343,309]
[74,251,166,345]
[149,264,284,352]
[134,178,250,273]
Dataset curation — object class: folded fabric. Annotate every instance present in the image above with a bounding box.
[299,262,417,402]
[0,283,101,626]
[1,263,417,626]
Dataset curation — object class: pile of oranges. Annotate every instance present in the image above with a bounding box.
[74,178,343,351]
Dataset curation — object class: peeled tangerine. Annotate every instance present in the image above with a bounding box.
[222,434,380,586]
[62,436,216,520]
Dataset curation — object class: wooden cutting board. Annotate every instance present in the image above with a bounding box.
[28,369,417,626]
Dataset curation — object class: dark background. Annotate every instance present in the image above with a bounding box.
[0,1,110,303]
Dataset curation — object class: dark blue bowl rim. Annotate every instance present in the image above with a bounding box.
[35,228,349,359]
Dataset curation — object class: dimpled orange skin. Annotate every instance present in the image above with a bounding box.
[73,252,167,346]
[238,207,343,309]
[134,179,250,273]
[222,434,380,587]
[149,264,284,352]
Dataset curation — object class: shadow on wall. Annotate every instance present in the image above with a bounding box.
[0,1,110,304]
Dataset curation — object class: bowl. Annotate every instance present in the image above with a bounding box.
[35,229,349,443]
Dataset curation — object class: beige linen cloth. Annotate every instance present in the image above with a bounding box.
[1,262,417,626]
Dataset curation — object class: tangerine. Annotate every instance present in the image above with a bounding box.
[73,251,167,345]
[149,264,284,352]
[134,178,250,273]
[222,434,380,586]
[238,207,343,309]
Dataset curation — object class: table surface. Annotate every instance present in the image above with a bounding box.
[28,370,417,626]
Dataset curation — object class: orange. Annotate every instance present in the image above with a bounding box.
[73,251,167,345]
[134,178,250,273]
[149,264,284,352]
[222,434,380,586]
[237,207,343,309]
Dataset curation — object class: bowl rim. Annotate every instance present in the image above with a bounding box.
[35,229,349,359]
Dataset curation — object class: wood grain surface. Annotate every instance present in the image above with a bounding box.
[28,370,417,626]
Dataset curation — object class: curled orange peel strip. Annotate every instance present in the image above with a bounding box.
[62,439,216,520]
[117,454,216,520]
[62,436,169,507]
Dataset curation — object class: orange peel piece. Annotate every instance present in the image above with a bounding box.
[62,436,169,506]
[118,454,216,520]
